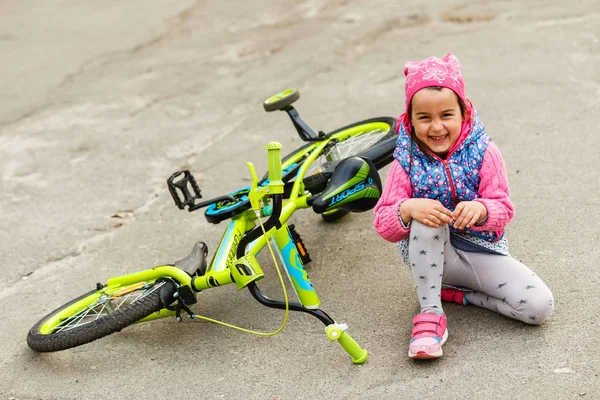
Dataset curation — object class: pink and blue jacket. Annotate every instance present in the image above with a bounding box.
[373,111,515,244]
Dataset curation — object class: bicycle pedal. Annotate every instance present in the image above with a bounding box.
[288,224,312,265]
[167,170,203,211]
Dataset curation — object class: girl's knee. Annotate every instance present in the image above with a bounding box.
[521,289,554,325]
[410,221,445,239]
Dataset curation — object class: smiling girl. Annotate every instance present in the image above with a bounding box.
[373,54,554,359]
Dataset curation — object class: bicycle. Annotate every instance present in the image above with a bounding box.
[26,88,397,364]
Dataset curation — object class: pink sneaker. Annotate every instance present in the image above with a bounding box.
[408,312,448,359]
[441,287,468,305]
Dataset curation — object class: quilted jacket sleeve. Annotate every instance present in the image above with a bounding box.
[373,160,413,243]
[471,141,515,233]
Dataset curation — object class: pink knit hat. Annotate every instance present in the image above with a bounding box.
[397,53,475,145]
[404,53,467,111]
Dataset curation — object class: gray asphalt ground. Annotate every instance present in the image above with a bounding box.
[1,1,599,399]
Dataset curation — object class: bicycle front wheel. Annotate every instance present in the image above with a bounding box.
[27,281,166,352]
[283,116,397,196]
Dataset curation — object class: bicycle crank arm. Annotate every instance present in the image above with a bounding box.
[167,170,235,212]
[187,194,236,211]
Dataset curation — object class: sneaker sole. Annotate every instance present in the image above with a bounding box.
[408,328,449,359]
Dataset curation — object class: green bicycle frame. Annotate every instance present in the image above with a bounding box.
[97,130,377,363]
[197,137,338,307]
[112,123,385,306]
[202,197,317,307]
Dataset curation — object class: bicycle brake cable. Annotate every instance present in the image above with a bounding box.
[192,208,290,336]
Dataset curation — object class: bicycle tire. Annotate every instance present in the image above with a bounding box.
[282,117,397,221]
[321,208,350,222]
[27,281,165,352]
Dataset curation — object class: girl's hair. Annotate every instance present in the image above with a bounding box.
[407,86,467,164]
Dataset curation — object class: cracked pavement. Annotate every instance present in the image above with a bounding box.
[1,0,599,399]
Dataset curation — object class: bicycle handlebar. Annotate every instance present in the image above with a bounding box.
[240,142,286,258]
[246,141,284,215]
[241,142,370,364]
[325,324,369,364]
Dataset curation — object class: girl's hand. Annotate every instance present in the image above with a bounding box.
[402,198,453,228]
[451,201,488,230]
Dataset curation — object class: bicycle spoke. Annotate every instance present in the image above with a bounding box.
[334,128,382,158]
[52,282,164,333]
[306,128,387,176]
[55,299,109,332]
[54,301,103,332]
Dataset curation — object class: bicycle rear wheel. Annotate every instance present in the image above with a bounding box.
[27,281,165,352]
[283,117,396,220]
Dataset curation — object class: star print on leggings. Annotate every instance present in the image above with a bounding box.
[433,235,440,240]
[412,236,418,241]
[525,285,536,290]
[529,315,537,321]
[430,263,437,268]
[497,282,508,289]
[419,250,427,255]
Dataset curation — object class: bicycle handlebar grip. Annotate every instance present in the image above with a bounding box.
[325,324,368,364]
[265,142,284,194]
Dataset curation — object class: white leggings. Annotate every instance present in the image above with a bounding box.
[405,221,554,325]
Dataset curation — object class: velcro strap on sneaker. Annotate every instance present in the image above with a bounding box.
[412,313,443,325]
[411,322,443,337]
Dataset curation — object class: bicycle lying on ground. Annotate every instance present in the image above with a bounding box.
[27,89,397,364]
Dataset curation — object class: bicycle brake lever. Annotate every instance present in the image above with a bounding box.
[246,162,263,210]
[246,162,259,189]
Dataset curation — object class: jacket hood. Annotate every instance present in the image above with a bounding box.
[395,101,487,159]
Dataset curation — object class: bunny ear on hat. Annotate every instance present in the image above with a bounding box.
[403,53,467,110]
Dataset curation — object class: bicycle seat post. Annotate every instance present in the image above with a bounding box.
[282,106,319,142]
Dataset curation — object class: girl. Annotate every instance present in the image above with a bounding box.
[373,53,554,359]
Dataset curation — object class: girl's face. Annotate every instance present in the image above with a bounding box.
[410,87,464,157]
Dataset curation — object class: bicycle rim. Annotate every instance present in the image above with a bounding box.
[39,281,165,335]
[305,120,392,176]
